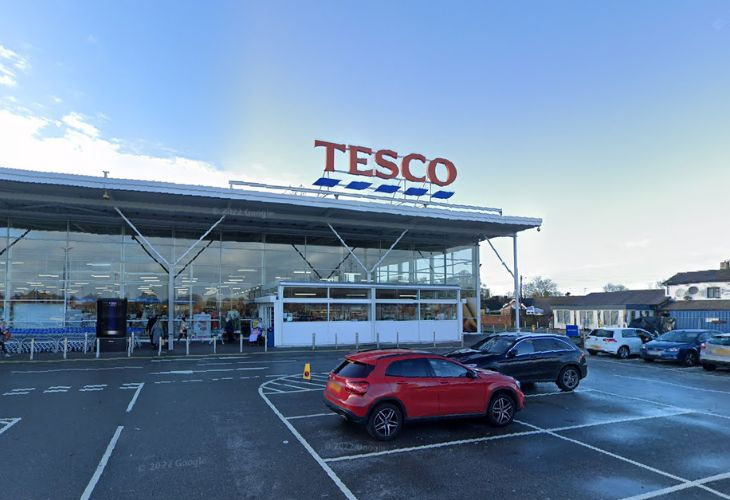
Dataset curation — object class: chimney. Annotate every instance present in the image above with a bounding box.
[721,260,730,270]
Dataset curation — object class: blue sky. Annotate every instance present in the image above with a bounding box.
[1,1,729,294]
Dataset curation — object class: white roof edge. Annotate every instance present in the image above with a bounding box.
[0,166,542,229]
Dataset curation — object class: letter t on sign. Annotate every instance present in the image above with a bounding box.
[314,140,346,172]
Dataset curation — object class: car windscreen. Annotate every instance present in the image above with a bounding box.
[658,330,699,343]
[334,360,374,378]
[590,329,614,338]
[476,337,516,354]
[708,336,730,346]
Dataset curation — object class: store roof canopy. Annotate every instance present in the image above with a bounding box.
[0,167,542,251]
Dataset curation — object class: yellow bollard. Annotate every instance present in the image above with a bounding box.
[303,362,312,381]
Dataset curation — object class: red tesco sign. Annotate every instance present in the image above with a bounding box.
[314,140,457,187]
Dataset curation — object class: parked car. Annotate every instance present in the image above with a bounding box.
[700,333,730,371]
[585,328,654,359]
[446,333,587,391]
[323,349,524,440]
[640,329,715,366]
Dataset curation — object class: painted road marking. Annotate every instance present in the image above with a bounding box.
[524,388,593,398]
[286,413,339,420]
[325,409,696,464]
[151,367,268,375]
[80,426,124,500]
[515,419,730,499]
[268,381,318,392]
[125,383,145,413]
[120,383,143,390]
[622,471,730,500]
[259,378,357,500]
[154,380,173,384]
[181,379,203,383]
[12,366,143,374]
[80,384,107,392]
[3,388,36,396]
[0,418,21,436]
[612,374,730,395]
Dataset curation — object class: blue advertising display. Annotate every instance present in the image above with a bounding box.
[565,325,579,337]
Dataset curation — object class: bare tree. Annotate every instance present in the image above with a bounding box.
[603,283,628,292]
[523,276,562,297]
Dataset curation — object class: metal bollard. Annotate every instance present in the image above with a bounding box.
[433,330,436,347]
[396,331,399,348]
[355,332,359,351]
[376,331,380,349]
[213,335,217,354]
[84,333,88,354]
[264,331,268,353]
[312,332,316,351]
[96,338,100,359]
[131,333,135,354]
[127,337,131,357]
[335,332,338,350]
[461,332,465,348]
[239,334,243,353]
[186,336,190,356]
[158,339,162,356]
[63,337,68,359]
[30,338,35,360]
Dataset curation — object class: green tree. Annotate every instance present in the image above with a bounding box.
[603,283,628,292]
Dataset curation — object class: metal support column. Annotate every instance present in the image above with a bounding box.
[513,235,520,331]
[115,207,227,351]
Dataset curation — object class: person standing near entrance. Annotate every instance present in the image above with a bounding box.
[0,321,11,357]
[177,315,188,341]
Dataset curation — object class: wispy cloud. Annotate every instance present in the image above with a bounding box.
[624,238,650,249]
[0,44,29,87]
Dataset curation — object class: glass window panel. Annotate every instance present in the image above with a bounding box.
[329,288,369,299]
[283,287,327,299]
[420,289,458,300]
[376,289,418,300]
[330,303,369,321]
[376,303,417,321]
[283,303,327,322]
[420,303,457,320]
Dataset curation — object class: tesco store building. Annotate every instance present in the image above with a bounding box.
[0,141,541,348]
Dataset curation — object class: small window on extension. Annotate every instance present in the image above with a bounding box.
[334,360,375,378]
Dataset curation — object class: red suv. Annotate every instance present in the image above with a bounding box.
[324,349,525,440]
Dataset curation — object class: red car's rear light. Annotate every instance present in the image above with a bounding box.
[345,380,369,395]
[603,338,617,343]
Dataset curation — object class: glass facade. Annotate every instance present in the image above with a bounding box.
[0,218,478,333]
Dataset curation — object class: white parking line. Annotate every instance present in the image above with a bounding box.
[80,426,124,500]
[125,383,145,413]
[515,419,729,499]
[612,374,730,395]
[622,471,730,500]
[12,366,143,374]
[326,429,545,463]
[181,379,203,383]
[154,380,173,384]
[324,410,697,463]
[259,381,357,500]
[286,413,338,420]
[525,388,593,398]
[282,378,327,388]
[0,418,21,436]
[269,381,321,392]
[151,367,268,375]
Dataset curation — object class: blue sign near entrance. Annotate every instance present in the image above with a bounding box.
[565,324,579,337]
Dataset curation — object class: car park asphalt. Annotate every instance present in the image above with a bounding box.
[1,344,729,500]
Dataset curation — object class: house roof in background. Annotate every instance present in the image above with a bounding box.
[665,300,730,311]
[552,289,668,309]
[664,269,730,286]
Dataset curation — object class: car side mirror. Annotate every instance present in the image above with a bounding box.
[466,369,477,379]
[506,350,516,359]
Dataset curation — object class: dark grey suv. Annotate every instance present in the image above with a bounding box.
[446,333,588,391]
